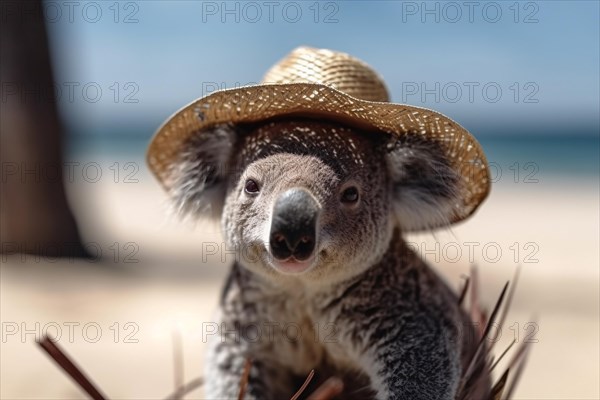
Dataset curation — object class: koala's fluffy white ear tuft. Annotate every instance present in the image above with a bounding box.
[386,136,461,231]
[167,124,237,219]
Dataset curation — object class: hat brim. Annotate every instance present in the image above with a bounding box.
[147,82,490,225]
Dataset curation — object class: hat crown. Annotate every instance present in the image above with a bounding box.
[262,47,390,103]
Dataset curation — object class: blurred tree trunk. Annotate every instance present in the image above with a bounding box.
[0,0,89,258]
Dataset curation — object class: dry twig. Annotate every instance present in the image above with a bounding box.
[172,329,184,399]
[457,275,470,306]
[237,358,253,400]
[290,369,315,400]
[164,377,204,400]
[37,336,108,400]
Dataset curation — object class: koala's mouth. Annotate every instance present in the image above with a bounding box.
[268,256,316,275]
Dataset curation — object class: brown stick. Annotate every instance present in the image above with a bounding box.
[290,369,315,400]
[457,275,470,306]
[37,336,107,400]
[489,265,521,355]
[164,377,204,400]
[502,325,534,400]
[490,339,516,372]
[237,358,252,400]
[172,329,184,399]
[491,367,510,400]
[457,281,509,398]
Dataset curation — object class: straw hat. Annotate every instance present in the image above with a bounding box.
[147,46,490,225]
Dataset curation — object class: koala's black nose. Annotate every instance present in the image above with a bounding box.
[269,188,319,261]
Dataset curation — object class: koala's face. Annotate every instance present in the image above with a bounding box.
[221,120,392,283]
[170,117,460,284]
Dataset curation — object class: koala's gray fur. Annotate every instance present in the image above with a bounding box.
[169,118,489,400]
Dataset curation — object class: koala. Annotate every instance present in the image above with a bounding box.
[168,117,489,400]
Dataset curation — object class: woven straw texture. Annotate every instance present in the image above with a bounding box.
[147,47,490,226]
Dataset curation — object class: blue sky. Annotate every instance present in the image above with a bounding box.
[45,0,599,136]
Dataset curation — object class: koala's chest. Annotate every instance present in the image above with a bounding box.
[228,283,357,373]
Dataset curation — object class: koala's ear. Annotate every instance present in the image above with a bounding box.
[385,135,461,231]
[168,124,237,219]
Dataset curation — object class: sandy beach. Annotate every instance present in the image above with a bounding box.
[1,173,598,399]
[2,0,598,397]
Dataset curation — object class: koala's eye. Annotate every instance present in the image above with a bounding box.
[341,186,359,204]
[244,179,260,194]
